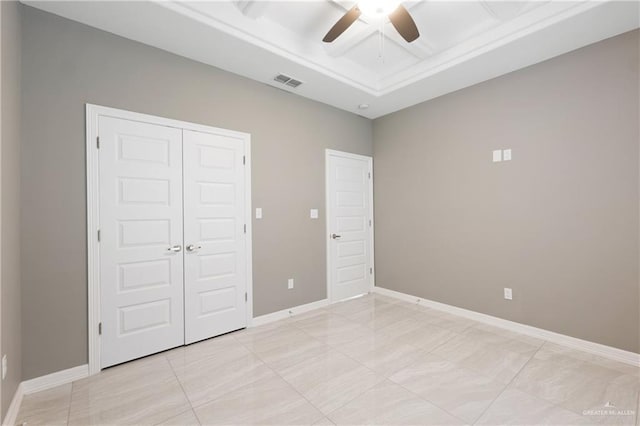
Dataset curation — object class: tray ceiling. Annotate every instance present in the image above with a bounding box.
[24,0,640,118]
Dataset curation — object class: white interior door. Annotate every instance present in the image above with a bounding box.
[99,116,185,368]
[183,129,248,344]
[326,150,374,302]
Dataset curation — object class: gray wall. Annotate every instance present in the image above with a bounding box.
[373,30,640,353]
[20,6,371,380]
[1,0,22,418]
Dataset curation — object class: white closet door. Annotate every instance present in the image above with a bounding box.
[99,116,185,368]
[327,152,373,302]
[183,129,247,344]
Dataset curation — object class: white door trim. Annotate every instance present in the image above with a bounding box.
[325,149,375,303]
[86,104,253,376]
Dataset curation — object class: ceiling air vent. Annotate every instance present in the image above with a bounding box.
[273,74,303,89]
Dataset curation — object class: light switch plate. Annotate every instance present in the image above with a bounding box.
[504,288,513,300]
[288,278,294,289]
[2,355,7,380]
[310,209,319,219]
[493,150,502,162]
[503,149,512,161]
[255,208,262,219]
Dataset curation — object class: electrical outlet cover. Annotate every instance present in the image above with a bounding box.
[503,149,512,161]
[288,278,294,289]
[492,150,502,162]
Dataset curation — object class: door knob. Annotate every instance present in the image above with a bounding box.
[167,245,182,252]
[186,244,202,252]
[331,234,342,240]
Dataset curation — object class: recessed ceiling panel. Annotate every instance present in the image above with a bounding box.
[481,1,546,21]
[345,29,421,79]
[265,1,345,41]
[411,1,499,51]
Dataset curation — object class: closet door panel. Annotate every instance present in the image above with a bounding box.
[183,129,247,344]
[99,116,185,368]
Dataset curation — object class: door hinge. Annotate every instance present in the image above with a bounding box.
[98,322,102,335]
[368,172,371,179]
[370,267,373,275]
[244,224,247,234]
[97,229,101,241]
[96,136,100,149]
[245,292,248,302]
[243,155,246,165]
[369,220,372,227]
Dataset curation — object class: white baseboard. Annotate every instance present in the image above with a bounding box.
[374,286,640,367]
[252,298,330,327]
[21,364,89,395]
[2,383,23,426]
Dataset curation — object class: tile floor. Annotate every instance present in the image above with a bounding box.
[15,293,640,425]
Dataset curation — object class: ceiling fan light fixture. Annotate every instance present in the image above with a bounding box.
[358,0,401,18]
[322,1,418,43]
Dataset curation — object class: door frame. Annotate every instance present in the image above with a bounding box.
[86,104,253,375]
[325,149,375,303]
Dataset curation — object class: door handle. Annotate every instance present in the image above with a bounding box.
[331,234,342,240]
[186,244,202,252]
[167,245,182,252]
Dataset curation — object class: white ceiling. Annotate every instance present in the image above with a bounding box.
[24,0,640,118]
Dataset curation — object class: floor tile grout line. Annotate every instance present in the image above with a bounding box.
[281,308,477,420]
[408,349,512,384]
[166,326,351,418]
[65,380,74,426]
[428,328,545,378]
[418,330,460,355]
[471,346,634,426]
[241,309,401,422]
[244,344,327,423]
[170,335,283,413]
[385,347,518,425]
[232,329,333,377]
[391,378,469,425]
[250,326,385,416]
[470,342,546,425]
[316,376,386,422]
[518,340,640,421]
[326,333,431,379]
[239,296,483,418]
[291,306,425,346]
[164,352,205,426]
[14,379,75,426]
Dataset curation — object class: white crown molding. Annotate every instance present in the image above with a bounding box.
[159,1,381,94]
[377,1,602,94]
[21,364,89,395]
[159,1,617,96]
[2,384,23,426]
[252,298,330,327]
[373,286,640,367]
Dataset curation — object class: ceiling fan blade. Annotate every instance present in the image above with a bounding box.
[388,5,419,42]
[323,6,362,42]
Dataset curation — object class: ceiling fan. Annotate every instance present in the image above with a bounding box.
[323,0,420,43]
